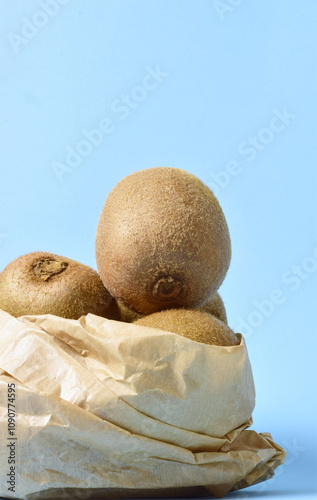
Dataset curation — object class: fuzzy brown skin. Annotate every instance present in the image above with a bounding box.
[95,167,231,315]
[134,308,238,346]
[0,251,120,320]
[118,292,227,324]
[200,291,228,324]
[117,300,144,323]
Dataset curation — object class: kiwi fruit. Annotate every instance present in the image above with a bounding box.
[95,167,231,315]
[133,308,238,346]
[200,292,228,324]
[118,292,227,324]
[0,251,120,320]
[117,299,144,323]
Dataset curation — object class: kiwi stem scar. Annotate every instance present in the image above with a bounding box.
[151,275,185,302]
[32,258,68,281]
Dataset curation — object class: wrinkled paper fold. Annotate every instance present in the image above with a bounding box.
[0,309,286,499]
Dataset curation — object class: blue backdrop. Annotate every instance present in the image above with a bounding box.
[0,1,316,498]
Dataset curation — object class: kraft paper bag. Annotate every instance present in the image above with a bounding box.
[0,309,286,499]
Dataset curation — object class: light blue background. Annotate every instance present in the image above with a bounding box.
[0,1,316,498]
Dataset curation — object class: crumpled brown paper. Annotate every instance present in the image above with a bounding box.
[0,309,286,499]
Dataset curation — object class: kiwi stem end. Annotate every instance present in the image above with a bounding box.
[32,258,68,282]
[151,275,185,302]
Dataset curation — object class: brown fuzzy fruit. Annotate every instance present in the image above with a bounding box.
[133,308,238,346]
[116,300,144,323]
[0,251,120,320]
[118,292,227,324]
[200,292,228,324]
[95,167,231,315]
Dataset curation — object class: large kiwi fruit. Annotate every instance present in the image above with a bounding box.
[0,251,120,320]
[133,308,238,346]
[95,167,231,315]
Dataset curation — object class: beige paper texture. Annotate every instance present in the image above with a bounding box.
[0,309,286,499]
